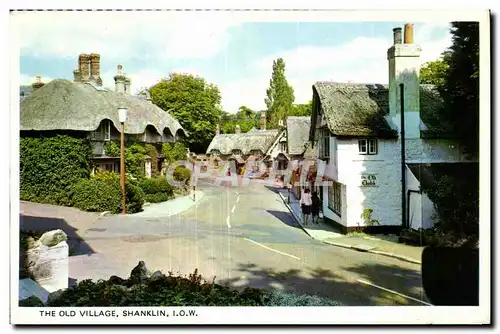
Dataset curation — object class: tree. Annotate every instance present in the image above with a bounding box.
[264,58,295,128]
[420,55,450,86]
[149,73,223,153]
[290,101,313,117]
[438,22,479,157]
[219,107,259,134]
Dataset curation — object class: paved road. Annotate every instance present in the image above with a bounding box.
[21,179,429,306]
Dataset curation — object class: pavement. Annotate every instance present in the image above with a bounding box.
[276,189,423,265]
[132,190,205,218]
[19,179,430,306]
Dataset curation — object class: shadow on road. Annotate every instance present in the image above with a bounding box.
[20,214,95,257]
[219,262,428,306]
[266,210,302,229]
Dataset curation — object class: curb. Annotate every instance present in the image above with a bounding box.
[322,240,421,265]
[277,192,422,265]
[277,192,315,240]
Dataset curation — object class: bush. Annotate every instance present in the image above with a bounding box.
[20,133,93,206]
[138,177,174,203]
[144,193,173,203]
[71,173,144,214]
[20,230,43,279]
[43,265,341,307]
[19,296,45,307]
[173,166,191,185]
[263,291,342,306]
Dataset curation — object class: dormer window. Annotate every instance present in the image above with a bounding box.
[211,150,220,157]
[359,139,378,155]
[250,150,261,157]
[279,142,287,152]
[232,149,243,156]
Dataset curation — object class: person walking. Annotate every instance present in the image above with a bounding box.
[311,191,321,224]
[300,188,312,226]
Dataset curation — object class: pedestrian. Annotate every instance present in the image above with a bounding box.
[311,191,321,224]
[300,188,312,226]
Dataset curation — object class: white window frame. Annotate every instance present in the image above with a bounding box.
[358,139,378,155]
[319,128,330,159]
[103,120,111,141]
[328,181,342,216]
[279,142,287,153]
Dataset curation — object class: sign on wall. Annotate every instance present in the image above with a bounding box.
[361,174,377,187]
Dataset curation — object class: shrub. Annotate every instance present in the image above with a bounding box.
[138,177,174,203]
[71,174,144,214]
[263,291,342,306]
[173,166,191,185]
[43,265,341,307]
[144,193,173,203]
[19,230,43,279]
[20,133,93,206]
[19,296,45,307]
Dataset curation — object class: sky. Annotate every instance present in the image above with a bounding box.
[13,11,452,113]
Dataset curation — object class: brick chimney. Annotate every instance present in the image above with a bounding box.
[260,111,266,130]
[78,54,91,81]
[235,125,241,134]
[386,23,422,139]
[114,65,126,93]
[124,76,131,95]
[89,53,102,86]
[32,76,44,90]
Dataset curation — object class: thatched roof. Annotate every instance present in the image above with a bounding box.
[206,129,279,155]
[286,116,311,155]
[312,82,445,138]
[20,79,187,137]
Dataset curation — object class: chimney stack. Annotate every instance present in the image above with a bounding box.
[260,111,266,130]
[90,53,103,86]
[78,54,91,81]
[393,27,402,45]
[216,124,220,135]
[404,23,414,44]
[235,125,241,134]
[386,23,422,139]
[124,76,131,95]
[32,76,45,90]
[114,65,126,93]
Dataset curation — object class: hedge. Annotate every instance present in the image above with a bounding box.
[20,133,93,206]
[28,263,342,307]
[71,171,144,214]
[138,177,175,203]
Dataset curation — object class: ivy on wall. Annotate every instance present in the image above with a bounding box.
[20,133,93,206]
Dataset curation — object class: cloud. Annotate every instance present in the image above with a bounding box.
[221,23,452,112]
[12,11,240,61]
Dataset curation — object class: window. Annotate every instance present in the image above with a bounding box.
[328,181,342,216]
[103,120,111,141]
[233,149,242,156]
[211,150,220,157]
[250,150,261,157]
[319,128,330,159]
[358,139,378,155]
[279,142,287,152]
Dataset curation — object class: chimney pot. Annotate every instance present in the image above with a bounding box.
[404,23,414,44]
[393,27,402,44]
[260,112,267,130]
[216,124,220,135]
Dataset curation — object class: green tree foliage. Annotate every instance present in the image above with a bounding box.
[149,73,223,153]
[162,142,188,165]
[437,22,479,157]
[290,101,313,117]
[20,133,93,206]
[420,55,450,86]
[264,58,295,128]
[138,177,174,203]
[220,106,260,134]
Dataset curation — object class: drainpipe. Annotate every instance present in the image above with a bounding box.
[400,83,407,230]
